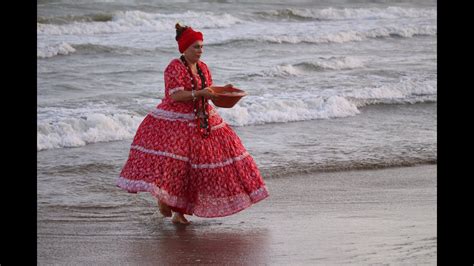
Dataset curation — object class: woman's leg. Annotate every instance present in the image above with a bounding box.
[158,199,191,224]
[172,212,191,224]
[157,199,172,217]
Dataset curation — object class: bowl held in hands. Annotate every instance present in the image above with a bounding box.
[209,86,247,108]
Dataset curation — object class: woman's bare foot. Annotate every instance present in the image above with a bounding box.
[158,200,172,217]
[172,212,191,225]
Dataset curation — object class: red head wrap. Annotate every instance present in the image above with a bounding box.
[177,27,203,53]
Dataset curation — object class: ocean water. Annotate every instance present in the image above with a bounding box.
[37,0,436,215]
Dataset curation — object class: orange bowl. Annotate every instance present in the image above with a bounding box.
[209,86,247,108]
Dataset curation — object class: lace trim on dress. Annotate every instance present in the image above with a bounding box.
[169,86,185,95]
[116,177,191,209]
[116,176,269,218]
[191,152,250,169]
[211,121,227,131]
[189,121,226,131]
[149,108,217,122]
[131,145,189,162]
[149,109,195,121]
[131,144,249,169]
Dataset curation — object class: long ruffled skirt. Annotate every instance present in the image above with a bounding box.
[116,106,269,218]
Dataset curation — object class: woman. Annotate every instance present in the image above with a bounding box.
[116,23,269,224]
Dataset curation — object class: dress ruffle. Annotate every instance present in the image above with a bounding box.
[117,108,269,217]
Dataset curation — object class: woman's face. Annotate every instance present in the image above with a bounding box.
[183,40,203,63]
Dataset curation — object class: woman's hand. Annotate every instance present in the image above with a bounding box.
[196,87,217,100]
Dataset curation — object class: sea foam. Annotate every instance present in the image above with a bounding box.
[37,106,143,151]
[37,42,76,58]
[217,95,360,127]
[265,57,365,77]
[343,77,437,107]
[37,82,435,151]
[257,6,436,21]
[37,10,242,36]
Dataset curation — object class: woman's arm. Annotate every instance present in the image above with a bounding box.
[170,87,216,102]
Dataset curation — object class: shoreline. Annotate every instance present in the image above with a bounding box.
[38,164,436,264]
[260,161,437,179]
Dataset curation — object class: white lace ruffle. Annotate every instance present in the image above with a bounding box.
[168,86,185,95]
[131,144,250,169]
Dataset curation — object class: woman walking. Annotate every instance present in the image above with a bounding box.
[116,23,269,224]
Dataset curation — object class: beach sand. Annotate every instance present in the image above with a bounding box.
[37,165,436,265]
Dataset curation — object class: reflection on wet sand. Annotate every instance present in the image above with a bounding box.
[128,217,272,264]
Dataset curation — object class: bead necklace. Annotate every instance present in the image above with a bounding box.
[180,55,211,138]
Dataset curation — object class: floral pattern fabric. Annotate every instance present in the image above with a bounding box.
[116,59,269,218]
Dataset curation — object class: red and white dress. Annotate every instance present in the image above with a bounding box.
[116,58,269,218]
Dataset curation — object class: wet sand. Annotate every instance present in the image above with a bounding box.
[37,165,436,265]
